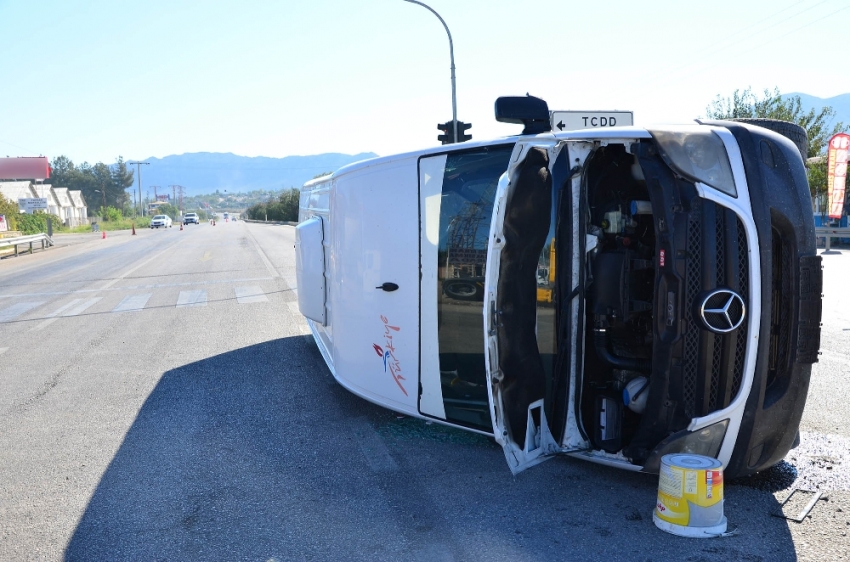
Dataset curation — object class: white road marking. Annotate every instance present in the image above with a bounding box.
[62,298,103,316]
[0,276,273,299]
[31,298,103,331]
[235,286,268,304]
[0,302,44,323]
[254,247,279,278]
[177,290,207,308]
[0,347,8,355]
[245,228,279,278]
[47,299,85,317]
[113,294,152,313]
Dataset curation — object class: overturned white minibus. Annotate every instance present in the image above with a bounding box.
[295,96,821,479]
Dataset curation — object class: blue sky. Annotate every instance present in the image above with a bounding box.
[2,0,849,164]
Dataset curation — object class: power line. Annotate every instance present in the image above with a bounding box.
[639,0,831,87]
[0,139,42,156]
[662,3,850,90]
[630,1,848,102]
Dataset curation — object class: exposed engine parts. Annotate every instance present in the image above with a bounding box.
[583,144,656,452]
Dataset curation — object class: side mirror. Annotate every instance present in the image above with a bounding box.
[495,95,551,135]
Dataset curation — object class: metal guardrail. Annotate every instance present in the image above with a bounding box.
[815,227,850,251]
[241,219,298,226]
[0,233,54,256]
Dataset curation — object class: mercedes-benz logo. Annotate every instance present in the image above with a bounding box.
[698,289,746,333]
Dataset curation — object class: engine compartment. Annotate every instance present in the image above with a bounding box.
[580,144,658,455]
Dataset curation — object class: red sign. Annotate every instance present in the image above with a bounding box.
[0,157,50,181]
[827,133,850,219]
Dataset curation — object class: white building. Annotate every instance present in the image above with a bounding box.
[0,181,38,211]
[67,190,88,227]
[52,187,74,225]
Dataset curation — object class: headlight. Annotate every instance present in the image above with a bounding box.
[641,419,729,473]
[650,128,737,197]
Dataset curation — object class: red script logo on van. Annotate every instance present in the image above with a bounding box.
[373,315,408,396]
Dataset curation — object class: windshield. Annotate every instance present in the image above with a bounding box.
[432,145,514,431]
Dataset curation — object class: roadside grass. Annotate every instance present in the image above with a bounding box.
[70,217,152,233]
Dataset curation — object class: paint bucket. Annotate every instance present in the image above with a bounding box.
[653,453,726,538]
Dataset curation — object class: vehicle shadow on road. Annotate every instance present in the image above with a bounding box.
[65,335,800,562]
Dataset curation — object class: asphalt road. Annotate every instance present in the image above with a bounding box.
[0,222,847,561]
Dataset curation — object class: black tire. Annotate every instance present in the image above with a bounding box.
[443,279,484,301]
[730,118,808,161]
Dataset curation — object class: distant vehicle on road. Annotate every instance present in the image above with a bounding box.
[150,215,172,229]
[183,213,200,225]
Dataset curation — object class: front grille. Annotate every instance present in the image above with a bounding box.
[679,202,749,419]
[767,228,792,388]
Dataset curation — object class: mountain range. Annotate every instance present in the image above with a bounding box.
[134,152,378,196]
[784,92,850,128]
[131,93,847,198]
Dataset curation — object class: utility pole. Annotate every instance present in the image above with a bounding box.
[170,185,185,211]
[128,161,149,217]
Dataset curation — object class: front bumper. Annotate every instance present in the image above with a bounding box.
[623,123,821,478]
[704,121,822,478]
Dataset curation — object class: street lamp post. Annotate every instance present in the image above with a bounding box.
[93,189,106,216]
[128,161,150,217]
[403,0,458,143]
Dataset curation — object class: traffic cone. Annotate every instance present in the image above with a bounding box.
[102,230,106,239]
[132,223,136,235]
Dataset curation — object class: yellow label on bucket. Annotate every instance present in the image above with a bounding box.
[655,454,724,529]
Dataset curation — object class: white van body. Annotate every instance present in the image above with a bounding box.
[295,113,820,479]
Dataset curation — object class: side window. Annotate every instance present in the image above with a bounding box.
[435,146,514,431]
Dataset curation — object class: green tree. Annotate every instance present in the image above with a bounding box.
[278,188,300,221]
[49,155,136,215]
[244,188,300,222]
[0,193,19,231]
[156,203,180,220]
[49,155,77,187]
[704,87,844,158]
[110,157,134,209]
[91,162,112,212]
[102,206,123,222]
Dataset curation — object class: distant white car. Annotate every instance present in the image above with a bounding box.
[183,213,200,225]
[150,215,172,229]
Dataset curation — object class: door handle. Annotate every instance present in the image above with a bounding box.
[376,282,399,292]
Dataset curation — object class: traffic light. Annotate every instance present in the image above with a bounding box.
[437,121,455,145]
[437,120,473,144]
[456,121,472,142]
